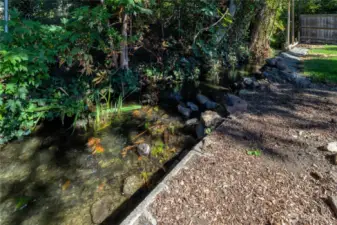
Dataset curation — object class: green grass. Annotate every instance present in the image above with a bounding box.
[304,56,337,83]
[309,45,337,56]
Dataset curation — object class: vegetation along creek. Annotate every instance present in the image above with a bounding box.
[3,0,336,224]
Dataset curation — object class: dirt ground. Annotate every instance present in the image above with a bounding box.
[149,83,337,224]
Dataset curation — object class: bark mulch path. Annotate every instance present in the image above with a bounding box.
[149,83,337,224]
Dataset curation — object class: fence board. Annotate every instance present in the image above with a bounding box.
[300,14,337,44]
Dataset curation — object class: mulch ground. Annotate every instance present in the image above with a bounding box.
[149,83,337,224]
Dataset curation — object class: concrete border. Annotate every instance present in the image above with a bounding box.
[120,138,209,225]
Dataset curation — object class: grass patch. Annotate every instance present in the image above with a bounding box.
[304,56,337,83]
[309,45,337,56]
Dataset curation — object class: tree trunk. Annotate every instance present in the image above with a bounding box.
[120,12,129,69]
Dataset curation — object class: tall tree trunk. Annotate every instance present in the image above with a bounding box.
[120,12,129,69]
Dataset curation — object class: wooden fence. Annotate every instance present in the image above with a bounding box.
[300,14,337,44]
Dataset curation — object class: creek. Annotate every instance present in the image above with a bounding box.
[0,64,260,225]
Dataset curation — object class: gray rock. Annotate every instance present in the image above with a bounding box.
[243,77,254,86]
[205,100,218,109]
[91,196,114,224]
[327,196,337,218]
[19,137,42,161]
[177,105,191,118]
[137,143,151,156]
[275,59,288,71]
[196,123,205,139]
[196,94,218,109]
[266,58,277,67]
[185,118,199,127]
[187,102,199,111]
[196,94,209,105]
[253,81,260,88]
[37,150,54,165]
[226,94,248,115]
[201,111,222,128]
[327,142,337,152]
[123,175,143,196]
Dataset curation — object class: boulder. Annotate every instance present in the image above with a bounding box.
[177,105,191,118]
[187,102,199,111]
[91,196,114,224]
[123,175,143,196]
[201,111,222,128]
[137,143,151,156]
[226,94,248,115]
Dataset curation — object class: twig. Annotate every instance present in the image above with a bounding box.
[193,9,229,44]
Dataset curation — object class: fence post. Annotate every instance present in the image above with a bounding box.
[4,0,8,33]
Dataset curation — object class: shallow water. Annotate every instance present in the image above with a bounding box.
[0,64,260,225]
[0,106,197,225]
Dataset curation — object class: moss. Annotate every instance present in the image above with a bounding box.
[151,139,165,158]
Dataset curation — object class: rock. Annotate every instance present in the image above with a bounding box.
[238,89,251,97]
[123,175,143,196]
[185,118,199,127]
[226,94,248,115]
[37,149,55,165]
[327,196,337,218]
[91,196,114,224]
[201,111,222,128]
[0,162,31,182]
[243,77,254,86]
[196,94,209,104]
[275,59,289,71]
[333,154,337,165]
[253,81,260,88]
[19,137,42,161]
[326,142,337,152]
[196,123,205,139]
[177,105,191,118]
[196,94,218,109]
[187,102,199,111]
[137,143,151,156]
[266,58,277,67]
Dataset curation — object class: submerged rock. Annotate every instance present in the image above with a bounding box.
[177,105,192,118]
[226,94,248,115]
[91,196,114,224]
[137,143,151,156]
[123,175,143,196]
[0,162,31,182]
[187,102,199,111]
[19,137,43,161]
[201,111,223,128]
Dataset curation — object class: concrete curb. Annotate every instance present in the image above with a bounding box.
[120,138,209,225]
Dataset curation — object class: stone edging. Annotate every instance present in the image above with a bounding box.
[120,139,209,225]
